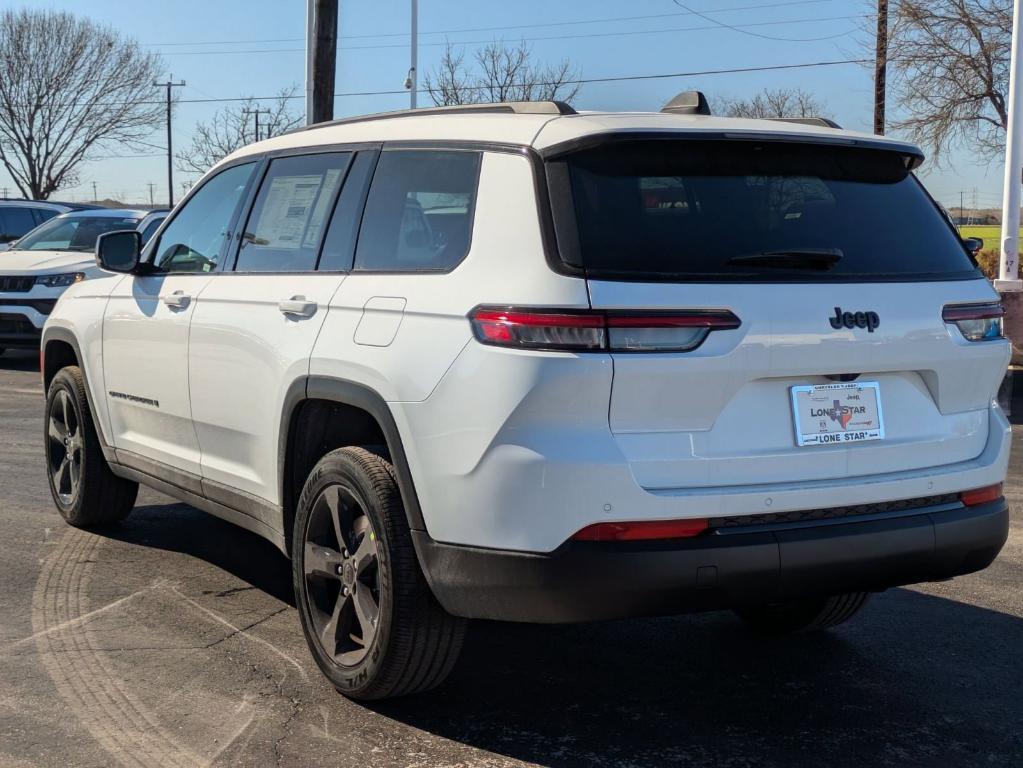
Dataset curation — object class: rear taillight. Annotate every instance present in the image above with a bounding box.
[942,302,1004,342]
[470,307,740,353]
[571,518,709,542]
[959,483,1002,506]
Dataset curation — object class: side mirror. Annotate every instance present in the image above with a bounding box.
[963,237,984,257]
[96,230,142,273]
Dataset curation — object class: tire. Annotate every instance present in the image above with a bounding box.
[293,446,466,700]
[734,592,870,635]
[44,366,138,527]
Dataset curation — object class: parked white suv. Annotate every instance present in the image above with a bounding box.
[41,97,1011,700]
[0,209,165,355]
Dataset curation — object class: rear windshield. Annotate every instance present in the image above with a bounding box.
[548,140,979,282]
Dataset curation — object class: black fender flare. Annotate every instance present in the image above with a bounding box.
[278,376,428,537]
[41,326,115,458]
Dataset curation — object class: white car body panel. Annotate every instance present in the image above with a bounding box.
[102,274,213,475]
[189,273,346,503]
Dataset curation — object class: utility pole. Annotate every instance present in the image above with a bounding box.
[91,181,97,201]
[873,0,888,135]
[153,76,186,208]
[997,0,1023,290]
[961,191,965,225]
[242,108,272,142]
[147,182,156,207]
[407,0,418,109]
[307,0,338,125]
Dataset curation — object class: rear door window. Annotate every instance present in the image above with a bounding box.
[353,150,480,272]
[235,152,352,273]
[549,140,979,282]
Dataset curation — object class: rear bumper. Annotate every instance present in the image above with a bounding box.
[415,498,1009,623]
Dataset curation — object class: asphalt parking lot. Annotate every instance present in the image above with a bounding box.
[0,350,1021,768]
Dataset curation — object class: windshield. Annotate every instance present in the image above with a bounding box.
[548,140,979,282]
[13,215,141,252]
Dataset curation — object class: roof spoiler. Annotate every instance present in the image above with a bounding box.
[660,91,712,116]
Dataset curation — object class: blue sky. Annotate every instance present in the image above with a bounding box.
[0,0,1008,210]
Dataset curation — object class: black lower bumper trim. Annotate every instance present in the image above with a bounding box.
[415,499,1009,623]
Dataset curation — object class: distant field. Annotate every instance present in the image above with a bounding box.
[958,225,1022,244]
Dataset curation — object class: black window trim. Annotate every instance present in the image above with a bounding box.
[139,140,565,279]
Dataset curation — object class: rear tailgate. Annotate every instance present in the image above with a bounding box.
[589,278,1007,491]
[545,135,1010,494]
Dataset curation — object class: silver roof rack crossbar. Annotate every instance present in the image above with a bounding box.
[764,117,843,129]
[296,100,577,132]
[660,91,712,116]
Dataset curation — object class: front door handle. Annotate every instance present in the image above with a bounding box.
[279,296,317,318]
[162,290,191,310]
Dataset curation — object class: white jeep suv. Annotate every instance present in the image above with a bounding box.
[41,97,1011,701]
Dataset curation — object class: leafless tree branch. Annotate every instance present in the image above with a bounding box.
[0,8,165,199]
[888,0,1011,161]
[175,86,303,175]
[717,88,826,119]
[424,40,581,107]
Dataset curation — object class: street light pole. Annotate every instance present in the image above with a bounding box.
[153,77,186,208]
[997,0,1023,290]
[410,0,418,109]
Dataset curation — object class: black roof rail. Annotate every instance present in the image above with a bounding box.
[764,117,843,129]
[295,100,577,133]
[660,91,712,116]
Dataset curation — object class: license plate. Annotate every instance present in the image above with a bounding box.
[790,381,885,447]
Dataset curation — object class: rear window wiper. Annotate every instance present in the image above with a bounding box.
[726,249,843,271]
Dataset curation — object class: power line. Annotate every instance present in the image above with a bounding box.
[144,0,842,47]
[153,14,866,56]
[9,58,870,109]
[669,0,851,41]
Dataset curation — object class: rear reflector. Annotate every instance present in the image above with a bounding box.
[942,302,1004,342]
[959,483,1002,507]
[470,307,740,353]
[571,518,709,542]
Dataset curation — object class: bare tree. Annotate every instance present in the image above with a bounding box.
[0,9,165,200]
[176,87,303,174]
[424,41,580,106]
[718,88,826,119]
[888,0,1011,161]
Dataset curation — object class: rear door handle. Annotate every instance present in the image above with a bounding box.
[279,296,317,318]
[162,290,191,310]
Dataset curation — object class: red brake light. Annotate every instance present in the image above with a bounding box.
[571,518,709,542]
[470,307,740,353]
[959,483,1002,507]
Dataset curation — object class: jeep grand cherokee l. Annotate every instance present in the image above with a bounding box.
[40,97,1011,700]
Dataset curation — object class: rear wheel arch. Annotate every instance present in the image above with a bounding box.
[280,377,428,558]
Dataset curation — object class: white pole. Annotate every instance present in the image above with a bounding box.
[305,0,315,125]
[997,0,1023,290]
[410,0,418,109]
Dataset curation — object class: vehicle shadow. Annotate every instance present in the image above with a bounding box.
[373,590,1023,766]
[100,500,1023,767]
[105,500,296,606]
